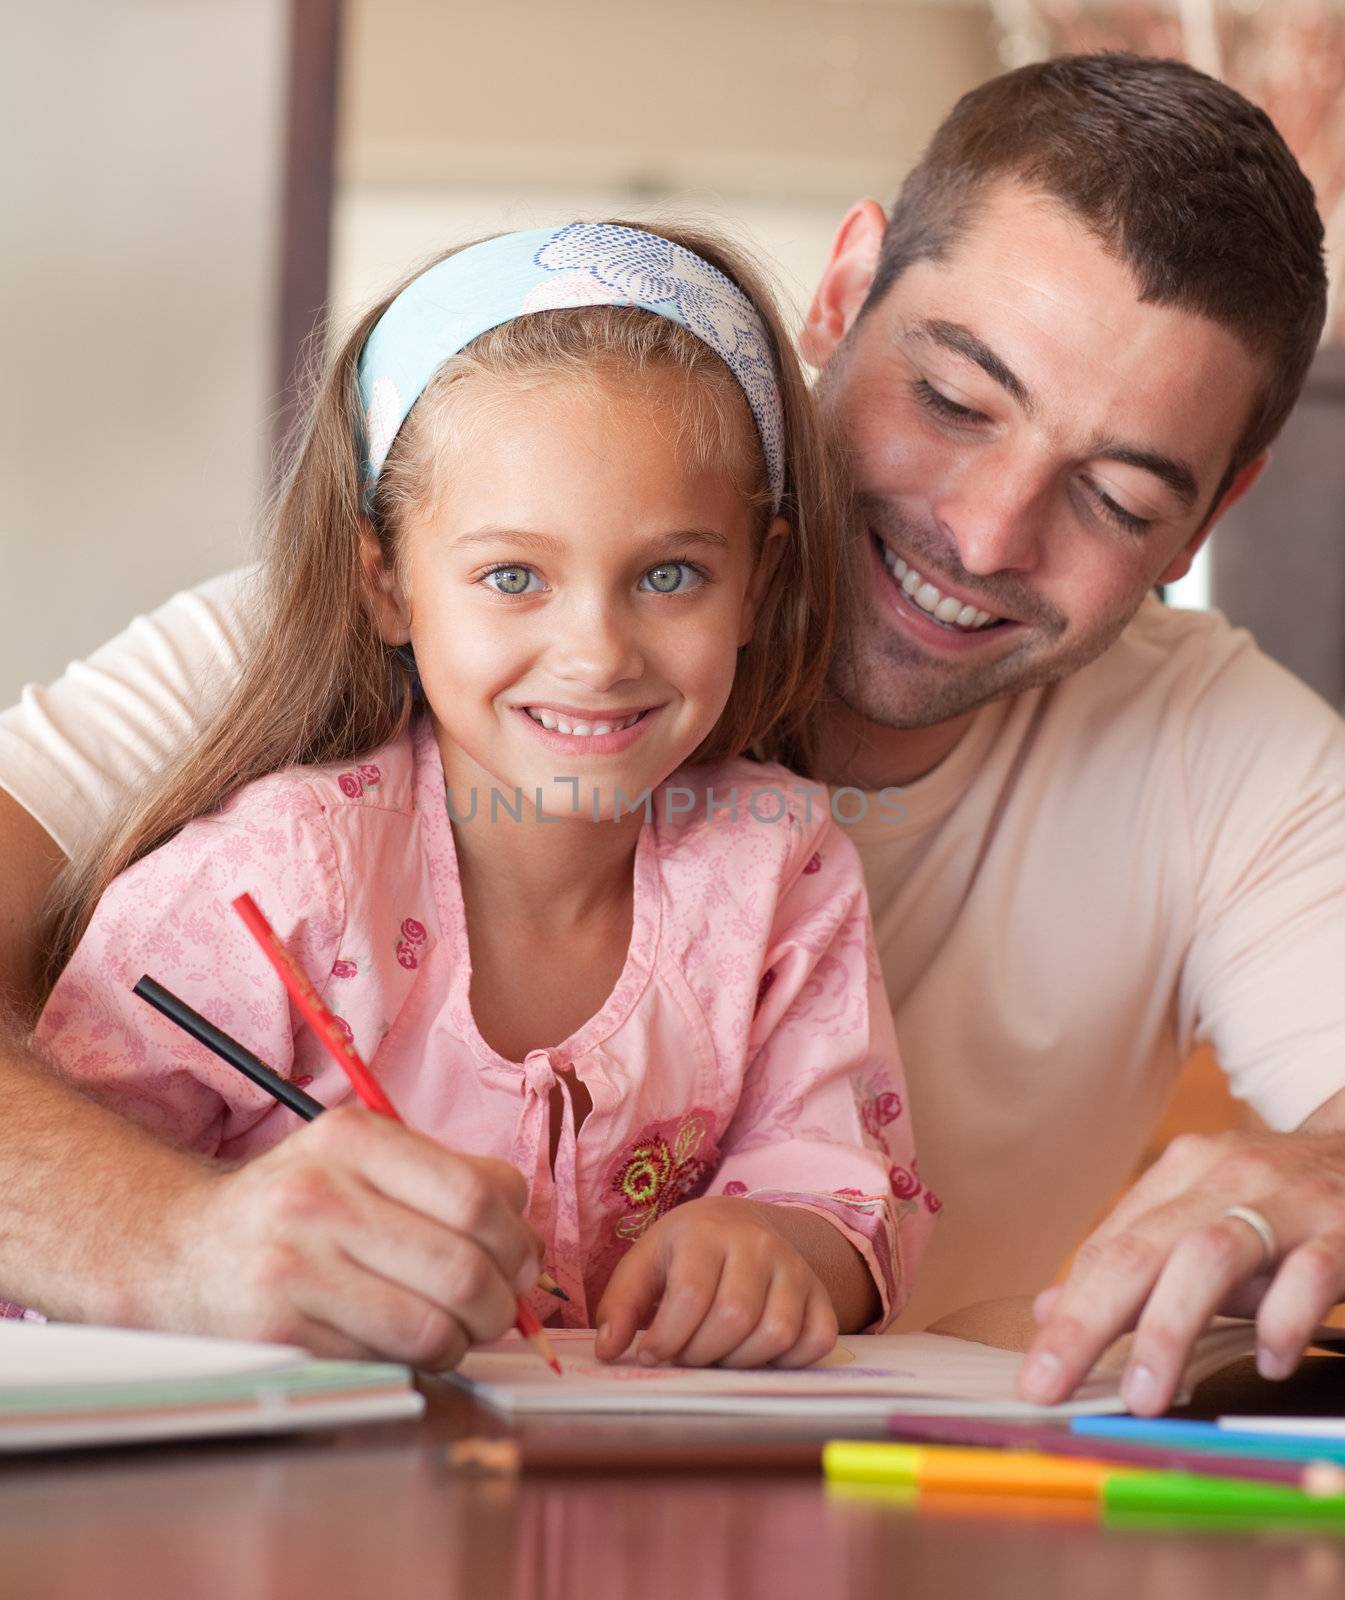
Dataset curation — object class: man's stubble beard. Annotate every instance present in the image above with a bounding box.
[830,517,1144,733]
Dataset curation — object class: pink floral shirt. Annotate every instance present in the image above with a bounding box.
[36,719,933,1327]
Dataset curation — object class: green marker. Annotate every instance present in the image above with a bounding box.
[1105,1470,1345,1523]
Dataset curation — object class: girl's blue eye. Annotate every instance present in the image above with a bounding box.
[640,562,702,594]
[484,565,538,595]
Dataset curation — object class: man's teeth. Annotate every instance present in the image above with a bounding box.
[881,549,999,630]
[525,709,645,736]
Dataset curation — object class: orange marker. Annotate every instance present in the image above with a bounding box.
[232,892,562,1376]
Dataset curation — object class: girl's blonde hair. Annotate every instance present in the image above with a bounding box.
[40,221,849,995]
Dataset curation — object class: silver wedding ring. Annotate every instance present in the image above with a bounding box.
[1221,1204,1278,1269]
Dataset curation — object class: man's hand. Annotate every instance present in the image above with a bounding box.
[593,1197,839,1370]
[1017,1118,1345,1413]
[153,1107,543,1369]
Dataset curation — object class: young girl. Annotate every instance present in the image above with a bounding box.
[35,222,933,1368]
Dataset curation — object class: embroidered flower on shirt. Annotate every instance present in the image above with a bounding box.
[395,942,419,970]
[856,1073,904,1148]
[337,772,362,799]
[400,917,427,944]
[888,1164,922,1201]
[607,1111,719,1242]
[923,1188,943,1215]
[330,1015,354,1043]
[802,851,823,875]
[357,764,382,786]
[861,1090,904,1141]
[721,1180,748,1197]
[331,958,358,979]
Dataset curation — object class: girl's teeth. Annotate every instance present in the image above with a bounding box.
[526,709,643,736]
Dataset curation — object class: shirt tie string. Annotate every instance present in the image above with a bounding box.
[510,1048,588,1325]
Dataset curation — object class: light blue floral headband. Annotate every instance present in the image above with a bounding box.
[357,223,786,512]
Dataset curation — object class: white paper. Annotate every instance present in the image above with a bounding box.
[453,1331,1130,1419]
[0,1319,306,1387]
[453,1321,1289,1421]
[1217,1417,1345,1438]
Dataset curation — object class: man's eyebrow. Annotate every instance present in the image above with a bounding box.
[1089,444,1200,509]
[910,319,1032,411]
[451,527,731,553]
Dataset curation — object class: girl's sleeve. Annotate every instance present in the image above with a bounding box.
[711,821,936,1328]
[33,785,345,1157]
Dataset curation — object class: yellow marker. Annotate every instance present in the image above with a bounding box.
[823,1441,1135,1500]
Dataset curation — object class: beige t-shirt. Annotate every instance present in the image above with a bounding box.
[4,576,1344,1327]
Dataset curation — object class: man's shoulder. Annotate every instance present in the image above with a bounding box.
[1056,596,1335,728]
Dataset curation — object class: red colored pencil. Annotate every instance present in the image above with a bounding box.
[231,892,562,1376]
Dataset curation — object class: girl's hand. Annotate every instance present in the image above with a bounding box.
[593,1196,839,1369]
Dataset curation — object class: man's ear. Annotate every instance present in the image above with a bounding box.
[357,521,412,644]
[799,200,887,369]
[1158,453,1269,585]
[738,517,790,647]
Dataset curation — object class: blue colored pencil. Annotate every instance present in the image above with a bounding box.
[1072,1416,1345,1464]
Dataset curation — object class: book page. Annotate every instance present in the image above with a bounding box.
[452,1320,1313,1420]
[0,1320,305,1387]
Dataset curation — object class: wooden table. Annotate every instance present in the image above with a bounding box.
[2,1356,1343,1600]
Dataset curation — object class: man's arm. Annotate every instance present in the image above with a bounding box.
[1019,641,1345,1413]
[0,1019,543,1363]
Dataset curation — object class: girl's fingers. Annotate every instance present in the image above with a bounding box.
[671,1248,770,1368]
[635,1237,727,1366]
[714,1265,811,1369]
[772,1281,840,1369]
[592,1240,666,1363]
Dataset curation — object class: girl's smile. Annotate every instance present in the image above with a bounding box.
[512,702,660,757]
[372,367,775,824]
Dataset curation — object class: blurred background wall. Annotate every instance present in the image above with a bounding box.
[1,1,285,700]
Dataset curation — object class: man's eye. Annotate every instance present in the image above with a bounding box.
[640,562,704,594]
[1085,482,1155,536]
[483,565,539,595]
[913,379,985,424]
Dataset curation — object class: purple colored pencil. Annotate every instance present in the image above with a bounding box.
[884,1413,1323,1488]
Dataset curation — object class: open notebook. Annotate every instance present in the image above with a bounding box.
[453,1321,1345,1421]
[0,1321,423,1451]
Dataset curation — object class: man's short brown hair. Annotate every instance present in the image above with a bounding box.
[868,53,1328,499]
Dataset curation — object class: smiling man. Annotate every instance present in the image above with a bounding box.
[1,54,1342,1406]
[792,54,1342,1412]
